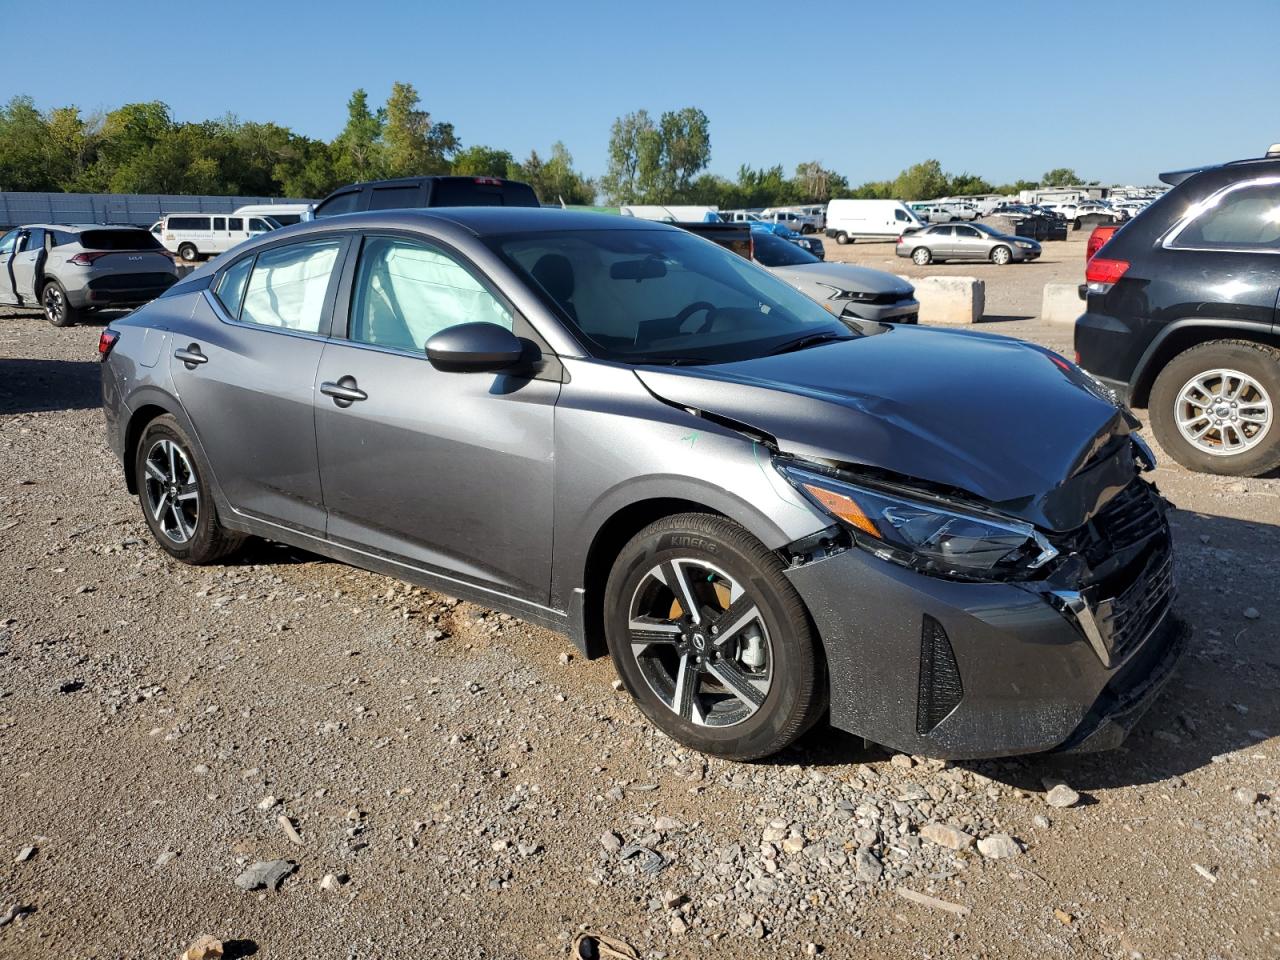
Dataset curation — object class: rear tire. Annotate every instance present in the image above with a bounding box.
[177,242,199,262]
[1148,340,1280,477]
[911,247,932,265]
[991,245,1012,265]
[41,280,80,327]
[604,513,826,761]
[134,415,245,564]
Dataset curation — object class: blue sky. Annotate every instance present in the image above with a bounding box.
[3,0,1275,186]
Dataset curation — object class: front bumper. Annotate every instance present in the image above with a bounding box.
[1011,246,1041,261]
[842,297,920,324]
[785,540,1184,759]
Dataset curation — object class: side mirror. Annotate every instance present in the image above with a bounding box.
[425,322,525,373]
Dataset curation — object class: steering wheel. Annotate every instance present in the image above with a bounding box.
[674,301,718,334]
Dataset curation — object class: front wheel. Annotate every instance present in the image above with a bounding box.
[604,514,826,761]
[911,246,932,265]
[134,415,245,564]
[41,280,81,327]
[1149,340,1280,477]
[990,245,1012,265]
[177,242,199,262]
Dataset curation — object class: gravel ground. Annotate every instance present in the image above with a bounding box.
[0,293,1277,959]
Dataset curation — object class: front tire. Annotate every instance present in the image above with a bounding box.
[835,231,850,245]
[1149,340,1280,477]
[603,514,826,761]
[912,247,932,265]
[134,415,245,564]
[990,245,1012,265]
[41,280,80,327]
[177,242,199,262]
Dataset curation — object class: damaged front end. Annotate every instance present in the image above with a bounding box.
[772,437,1184,759]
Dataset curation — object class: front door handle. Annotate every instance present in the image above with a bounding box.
[320,376,368,408]
[174,344,207,368]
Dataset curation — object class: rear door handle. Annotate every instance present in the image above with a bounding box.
[174,344,207,368]
[320,376,368,408]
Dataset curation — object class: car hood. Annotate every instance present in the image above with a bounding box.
[634,325,1141,531]
[767,262,915,297]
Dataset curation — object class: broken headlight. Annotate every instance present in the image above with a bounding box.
[780,464,1057,581]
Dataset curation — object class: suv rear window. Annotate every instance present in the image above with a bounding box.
[1171,181,1280,250]
[313,191,359,218]
[80,229,165,251]
[431,179,539,207]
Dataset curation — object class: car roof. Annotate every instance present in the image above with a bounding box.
[283,207,670,238]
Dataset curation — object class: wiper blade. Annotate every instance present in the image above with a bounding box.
[766,332,854,356]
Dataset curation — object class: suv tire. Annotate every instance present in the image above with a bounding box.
[41,280,81,327]
[134,415,246,564]
[1149,340,1280,477]
[603,513,826,761]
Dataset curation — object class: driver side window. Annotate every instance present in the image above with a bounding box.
[0,230,17,255]
[349,236,513,353]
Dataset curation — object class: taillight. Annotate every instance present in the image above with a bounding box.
[1085,257,1129,294]
[69,251,111,266]
[98,329,119,359]
[895,235,904,244]
[1086,225,1118,261]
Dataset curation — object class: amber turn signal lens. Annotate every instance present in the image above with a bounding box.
[802,484,881,538]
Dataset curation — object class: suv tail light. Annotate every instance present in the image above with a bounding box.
[97,329,119,359]
[68,251,111,266]
[1085,257,1129,294]
[1086,225,1119,262]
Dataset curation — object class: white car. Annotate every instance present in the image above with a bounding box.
[760,206,823,234]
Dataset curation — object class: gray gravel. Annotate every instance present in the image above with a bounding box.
[0,304,1278,958]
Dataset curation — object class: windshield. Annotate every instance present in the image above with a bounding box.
[751,231,820,267]
[80,229,165,251]
[492,228,849,364]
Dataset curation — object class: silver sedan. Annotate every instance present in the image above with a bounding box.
[896,223,1041,266]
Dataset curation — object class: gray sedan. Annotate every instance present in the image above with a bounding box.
[751,231,918,323]
[99,208,1179,762]
[896,223,1041,266]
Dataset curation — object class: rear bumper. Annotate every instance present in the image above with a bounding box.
[785,541,1183,759]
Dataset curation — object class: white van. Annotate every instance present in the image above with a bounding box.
[825,200,924,243]
[619,204,720,222]
[156,213,280,261]
[233,203,313,226]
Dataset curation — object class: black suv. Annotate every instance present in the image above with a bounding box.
[312,175,540,218]
[1076,150,1280,477]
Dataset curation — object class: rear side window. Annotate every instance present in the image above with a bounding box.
[168,217,209,231]
[432,178,539,207]
[1172,181,1280,250]
[368,186,420,210]
[80,229,164,251]
[314,191,360,218]
[214,256,255,318]
[227,217,244,231]
[240,239,342,333]
[213,217,226,231]
[348,236,512,353]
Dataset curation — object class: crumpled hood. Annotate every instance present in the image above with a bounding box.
[635,325,1141,531]
[769,262,915,297]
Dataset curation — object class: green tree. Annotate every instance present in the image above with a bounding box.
[383,81,456,177]
[452,144,516,178]
[513,141,594,204]
[657,107,711,199]
[601,109,661,203]
[1041,167,1081,187]
[945,172,994,196]
[331,89,385,184]
[792,161,847,202]
[892,159,949,200]
[0,96,57,190]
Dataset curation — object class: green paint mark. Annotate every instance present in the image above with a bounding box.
[679,432,700,447]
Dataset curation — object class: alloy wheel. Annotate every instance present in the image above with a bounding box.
[626,558,772,728]
[992,246,1011,265]
[143,438,200,543]
[1175,368,1272,456]
[42,286,64,324]
[912,248,931,265]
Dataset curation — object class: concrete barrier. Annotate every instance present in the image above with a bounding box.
[899,275,985,325]
[1041,282,1084,324]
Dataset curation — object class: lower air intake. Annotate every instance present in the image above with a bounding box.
[917,615,963,735]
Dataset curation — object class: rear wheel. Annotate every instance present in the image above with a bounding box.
[604,514,826,761]
[911,246,932,265]
[990,245,1012,265]
[1149,340,1280,477]
[177,242,199,262]
[41,280,81,327]
[134,415,245,564]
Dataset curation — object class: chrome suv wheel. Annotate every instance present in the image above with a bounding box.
[604,513,825,760]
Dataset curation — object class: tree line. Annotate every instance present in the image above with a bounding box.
[0,90,1088,206]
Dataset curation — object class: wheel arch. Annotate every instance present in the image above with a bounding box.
[1130,319,1280,407]
[122,401,178,494]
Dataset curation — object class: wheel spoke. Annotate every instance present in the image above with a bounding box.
[672,653,700,722]
[167,441,177,484]
[170,501,191,540]
[628,618,681,654]
[176,482,199,503]
[660,561,702,624]
[710,595,761,651]
[705,659,768,714]
[152,491,170,523]
[145,461,167,483]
